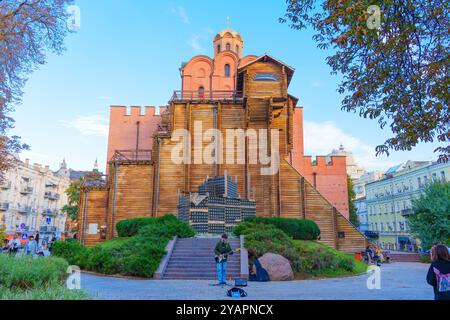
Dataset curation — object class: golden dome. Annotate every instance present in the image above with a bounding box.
[214,29,243,41]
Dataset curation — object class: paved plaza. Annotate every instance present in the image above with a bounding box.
[81,262,433,300]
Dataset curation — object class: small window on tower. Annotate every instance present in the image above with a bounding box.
[224,64,231,77]
[235,45,239,54]
[217,44,221,54]
[198,86,205,98]
[226,43,231,51]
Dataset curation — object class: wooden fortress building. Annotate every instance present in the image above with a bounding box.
[78,29,367,253]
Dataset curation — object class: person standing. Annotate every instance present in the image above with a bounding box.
[35,232,40,246]
[426,244,450,300]
[7,234,21,254]
[214,234,233,285]
[24,235,38,256]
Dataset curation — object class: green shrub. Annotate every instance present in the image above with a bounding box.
[51,239,90,268]
[243,217,320,240]
[420,254,431,264]
[52,215,196,278]
[234,221,357,277]
[116,214,195,238]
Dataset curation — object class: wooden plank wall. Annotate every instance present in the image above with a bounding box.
[78,188,109,247]
[107,163,153,238]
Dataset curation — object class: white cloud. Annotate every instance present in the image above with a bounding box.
[188,34,204,53]
[172,5,190,24]
[59,115,109,137]
[303,121,397,171]
[98,96,113,101]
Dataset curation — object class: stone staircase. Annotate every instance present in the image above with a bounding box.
[388,252,421,263]
[161,237,243,280]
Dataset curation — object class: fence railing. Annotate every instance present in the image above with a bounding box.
[110,150,153,162]
[170,90,244,102]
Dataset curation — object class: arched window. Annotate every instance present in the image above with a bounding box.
[226,43,231,51]
[217,44,221,54]
[235,45,239,55]
[198,86,205,98]
[224,64,231,78]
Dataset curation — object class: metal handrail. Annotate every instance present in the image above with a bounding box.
[170,90,243,102]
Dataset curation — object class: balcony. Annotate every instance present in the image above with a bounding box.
[170,90,244,103]
[0,202,9,211]
[20,186,33,195]
[42,209,57,216]
[364,231,379,239]
[40,226,57,233]
[44,192,60,201]
[17,205,32,214]
[401,209,413,217]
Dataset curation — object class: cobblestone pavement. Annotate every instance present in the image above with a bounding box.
[81,262,432,300]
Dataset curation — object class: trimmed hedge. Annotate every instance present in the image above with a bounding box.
[239,217,320,240]
[115,214,194,238]
[53,215,195,277]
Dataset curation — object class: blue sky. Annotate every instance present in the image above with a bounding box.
[12,0,442,173]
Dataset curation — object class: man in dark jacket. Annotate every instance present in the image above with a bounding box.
[426,244,450,300]
[214,234,233,285]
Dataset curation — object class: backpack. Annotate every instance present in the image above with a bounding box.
[252,259,270,282]
[433,267,450,293]
[227,287,247,298]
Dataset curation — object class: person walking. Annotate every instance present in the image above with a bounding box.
[426,244,450,300]
[24,235,38,256]
[214,234,234,285]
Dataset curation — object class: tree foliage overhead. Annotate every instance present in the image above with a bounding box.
[0,0,73,180]
[281,0,449,161]
[407,181,450,249]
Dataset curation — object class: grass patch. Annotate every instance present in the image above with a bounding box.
[0,255,88,300]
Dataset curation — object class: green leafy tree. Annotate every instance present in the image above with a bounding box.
[347,175,359,227]
[281,1,449,161]
[61,170,104,221]
[61,179,82,221]
[407,181,450,249]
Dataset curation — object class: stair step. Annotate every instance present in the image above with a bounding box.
[162,237,243,280]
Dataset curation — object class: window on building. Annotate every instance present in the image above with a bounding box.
[424,175,429,184]
[418,177,422,188]
[253,73,278,81]
[432,173,437,181]
[198,86,205,98]
[224,64,231,77]
[226,43,231,51]
[217,44,221,54]
[441,171,446,181]
[235,45,239,54]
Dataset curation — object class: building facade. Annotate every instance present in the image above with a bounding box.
[328,145,366,180]
[353,171,384,232]
[366,161,449,250]
[78,29,367,253]
[0,158,70,241]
